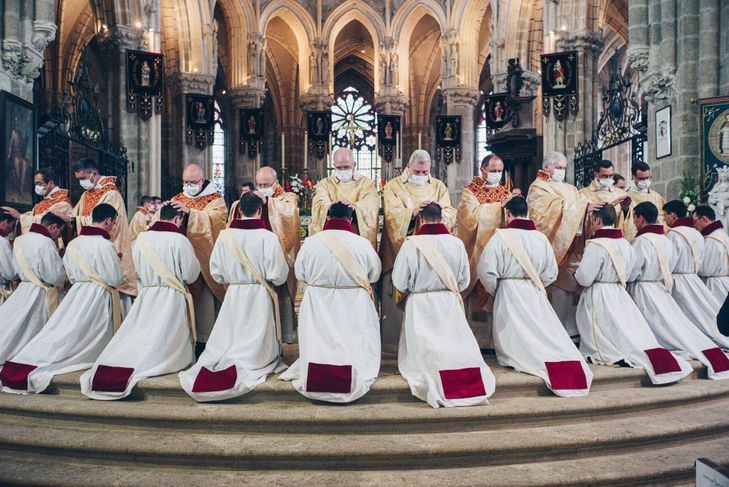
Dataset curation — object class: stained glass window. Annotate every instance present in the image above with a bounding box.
[330,87,381,185]
[211,101,225,194]
[476,103,492,164]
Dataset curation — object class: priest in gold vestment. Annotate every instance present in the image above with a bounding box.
[254,166,301,343]
[380,150,455,352]
[128,195,157,242]
[1,168,73,236]
[310,148,380,249]
[225,182,255,225]
[63,159,137,301]
[167,164,228,351]
[622,161,666,241]
[456,154,510,349]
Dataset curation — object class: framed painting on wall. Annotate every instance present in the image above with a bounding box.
[655,105,672,159]
[0,91,36,211]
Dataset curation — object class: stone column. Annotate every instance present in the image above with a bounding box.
[229,86,265,185]
[541,31,602,180]
[697,0,719,98]
[167,73,216,173]
[442,87,480,205]
[0,0,56,101]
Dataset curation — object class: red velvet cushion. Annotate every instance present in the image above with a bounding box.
[545,360,588,390]
[644,348,682,375]
[439,367,486,399]
[702,348,729,373]
[0,361,37,390]
[91,365,135,392]
[192,365,238,393]
[306,362,352,393]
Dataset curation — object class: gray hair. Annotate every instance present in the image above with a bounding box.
[543,151,568,169]
[408,150,431,166]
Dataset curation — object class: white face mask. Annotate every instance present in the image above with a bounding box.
[551,168,566,183]
[598,177,614,188]
[258,186,275,197]
[79,178,95,190]
[636,179,651,190]
[183,183,201,197]
[486,172,502,186]
[335,169,353,182]
[34,185,48,196]
[410,174,429,186]
[155,204,162,211]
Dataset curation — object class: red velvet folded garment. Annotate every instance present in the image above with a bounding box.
[192,365,238,393]
[91,365,135,392]
[545,360,588,390]
[306,362,352,393]
[0,362,37,390]
[702,348,729,374]
[439,367,486,399]
[644,348,682,375]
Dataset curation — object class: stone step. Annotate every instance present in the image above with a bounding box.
[1,432,726,486]
[1,373,727,434]
[41,357,705,404]
[0,399,726,470]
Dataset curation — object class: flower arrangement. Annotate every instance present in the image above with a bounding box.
[283,173,317,215]
[679,169,700,215]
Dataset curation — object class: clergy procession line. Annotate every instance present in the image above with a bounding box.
[0,149,728,408]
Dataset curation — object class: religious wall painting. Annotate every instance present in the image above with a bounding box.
[655,105,672,159]
[699,96,729,197]
[0,91,36,210]
[238,109,264,159]
[435,115,461,165]
[541,51,579,121]
[483,93,510,130]
[377,115,400,163]
[307,111,332,161]
[185,95,215,150]
[126,50,164,120]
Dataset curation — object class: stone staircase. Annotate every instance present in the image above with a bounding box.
[0,348,727,486]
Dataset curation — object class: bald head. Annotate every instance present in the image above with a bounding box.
[332,148,355,170]
[255,166,278,188]
[182,164,204,184]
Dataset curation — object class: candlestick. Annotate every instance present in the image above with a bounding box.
[281,131,285,170]
[418,130,422,150]
[395,131,400,168]
[328,132,333,169]
[304,130,308,170]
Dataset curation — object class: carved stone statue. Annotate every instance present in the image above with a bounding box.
[390,51,399,86]
[321,49,330,86]
[247,37,256,77]
[506,57,524,98]
[309,50,318,85]
[709,166,729,230]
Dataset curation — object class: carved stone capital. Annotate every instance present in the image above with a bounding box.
[31,21,58,52]
[167,72,216,97]
[642,70,676,103]
[299,92,334,112]
[442,87,481,109]
[520,69,541,96]
[373,94,409,116]
[556,30,603,56]
[2,40,26,80]
[627,48,650,73]
[229,86,266,109]
[491,73,508,92]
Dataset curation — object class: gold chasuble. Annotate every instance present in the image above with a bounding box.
[380,173,455,273]
[129,208,153,242]
[169,186,228,304]
[73,176,137,297]
[310,173,380,249]
[261,186,301,343]
[622,184,666,241]
[527,170,588,269]
[19,188,73,233]
[226,200,240,226]
[262,187,300,300]
[456,177,509,348]
[379,172,455,352]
